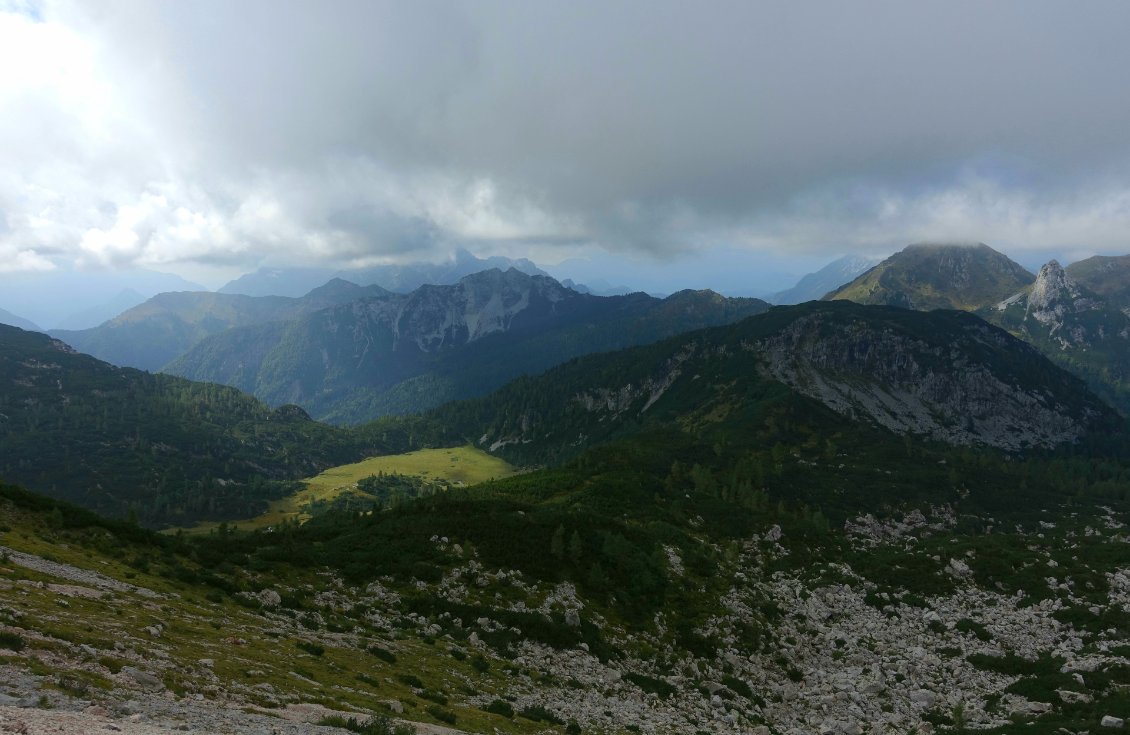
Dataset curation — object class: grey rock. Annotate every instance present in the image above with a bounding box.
[910,690,935,708]
[1057,689,1092,704]
[121,667,163,692]
[258,589,282,608]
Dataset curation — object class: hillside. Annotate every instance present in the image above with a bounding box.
[982,260,1130,414]
[0,324,396,525]
[166,270,770,423]
[3,299,1130,734]
[825,242,1034,311]
[50,280,391,372]
[2,392,1129,734]
[422,301,1116,467]
[1067,254,1130,312]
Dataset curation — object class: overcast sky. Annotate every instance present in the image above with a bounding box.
[4,0,1130,289]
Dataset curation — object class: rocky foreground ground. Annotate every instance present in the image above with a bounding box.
[0,701,466,735]
[2,502,1130,734]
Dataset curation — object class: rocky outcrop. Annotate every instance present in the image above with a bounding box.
[751,311,1105,450]
[388,269,574,351]
[1021,261,1109,346]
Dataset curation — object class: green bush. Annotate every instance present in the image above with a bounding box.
[418,689,448,705]
[295,640,324,656]
[519,704,565,724]
[721,674,753,699]
[0,631,26,652]
[396,673,424,688]
[483,699,514,718]
[624,672,675,699]
[425,704,457,724]
[955,618,992,641]
[368,645,397,663]
[315,714,414,735]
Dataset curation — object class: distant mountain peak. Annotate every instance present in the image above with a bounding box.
[826,242,1033,311]
[770,254,880,305]
[1066,254,1130,313]
[906,240,988,250]
[219,251,552,297]
[303,277,390,300]
[0,307,42,333]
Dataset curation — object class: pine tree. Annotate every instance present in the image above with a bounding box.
[568,530,583,565]
[550,524,566,560]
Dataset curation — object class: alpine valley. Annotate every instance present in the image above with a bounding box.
[2,253,1130,735]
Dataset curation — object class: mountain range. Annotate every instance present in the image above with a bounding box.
[166,269,770,423]
[768,254,880,304]
[0,267,206,329]
[1066,253,1130,312]
[0,323,397,523]
[0,306,40,332]
[3,250,1130,734]
[5,296,1117,526]
[50,280,392,372]
[423,300,1116,465]
[49,288,148,331]
[825,241,1130,415]
[218,248,551,297]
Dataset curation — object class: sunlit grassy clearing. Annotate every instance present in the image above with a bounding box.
[181,445,517,533]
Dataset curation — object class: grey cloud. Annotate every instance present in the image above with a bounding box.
[6,0,1130,279]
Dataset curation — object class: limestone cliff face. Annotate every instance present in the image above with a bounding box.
[390,269,575,351]
[750,311,1101,450]
[992,259,1129,349]
[167,270,769,423]
[322,269,577,356]
[492,303,1113,457]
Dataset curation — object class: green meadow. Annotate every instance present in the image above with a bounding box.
[182,445,518,533]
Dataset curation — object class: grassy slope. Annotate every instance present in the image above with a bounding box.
[1067,254,1130,309]
[419,301,1116,468]
[826,243,1034,311]
[0,483,547,734]
[0,324,400,526]
[3,403,1130,734]
[182,445,518,533]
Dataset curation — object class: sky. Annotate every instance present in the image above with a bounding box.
[4,0,1130,294]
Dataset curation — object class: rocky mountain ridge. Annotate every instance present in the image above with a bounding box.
[983,260,1130,414]
[0,306,41,332]
[426,302,1115,464]
[166,269,769,423]
[50,281,392,372]
[769,254,880,305]
[1067,253,1130,314]
[218,248,552,298]
[755,309,1100,450]
[0,324,391,523]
